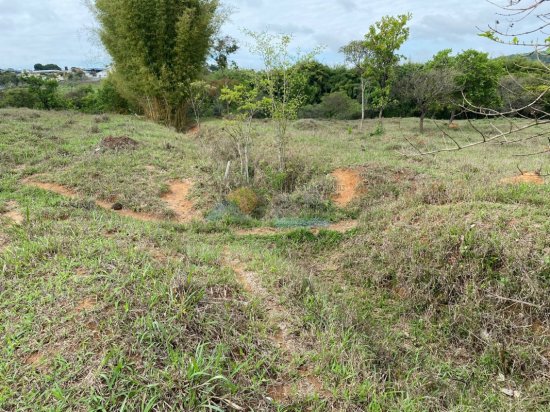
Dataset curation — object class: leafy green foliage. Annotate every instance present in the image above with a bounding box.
[455,49,504,108]
[300,91,361,120]
[93,0,219,130]
[364,14,412,119]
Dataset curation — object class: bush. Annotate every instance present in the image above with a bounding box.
[227,187,260,215]
[0,88,39,109]
[299,91,361,120]
[0,76,65,110]
[63,79,131,114]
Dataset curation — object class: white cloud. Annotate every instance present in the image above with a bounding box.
[0,0,542,70]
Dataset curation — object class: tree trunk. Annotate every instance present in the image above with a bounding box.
[419,112,425,134]
[449,109,456,125]
[244,144,250,183]
[360,77,365,131]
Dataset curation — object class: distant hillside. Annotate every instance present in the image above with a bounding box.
[501,52,550,64]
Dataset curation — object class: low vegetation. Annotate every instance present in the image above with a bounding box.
[1,108,548,410]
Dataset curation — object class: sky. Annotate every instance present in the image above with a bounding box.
[0,0,542,70]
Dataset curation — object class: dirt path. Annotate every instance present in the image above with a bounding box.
[236,220,358,236]
[331,168,363,207]
[223,251,330,402]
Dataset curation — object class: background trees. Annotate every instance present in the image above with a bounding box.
[92,0,219,131]
[396,64,457,132]
[363,14,412,123]
[209,36,239,71]
[340,40,371,129]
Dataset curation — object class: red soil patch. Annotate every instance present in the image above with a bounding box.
[24,177,161,222]
[331,168,363,207]
[448,122,459,130]
[501,172,544,185]
[162,180,200,222]
[189,125,200,135]
[95,200,159,222]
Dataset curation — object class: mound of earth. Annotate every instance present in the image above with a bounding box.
[294,119,320,130]
[501,172,544,185]
[331,168,364,207]
[98,136,139,151]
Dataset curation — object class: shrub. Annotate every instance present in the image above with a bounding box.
[0,88,39,109]
[226,187,260,215]
[299,91,361,120]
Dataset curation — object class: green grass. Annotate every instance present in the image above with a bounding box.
[1,108,549,411]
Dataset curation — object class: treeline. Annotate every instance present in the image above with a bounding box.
[0,75,130,113]
[2,51,548,125]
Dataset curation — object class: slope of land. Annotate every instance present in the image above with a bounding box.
[0,108,548,411]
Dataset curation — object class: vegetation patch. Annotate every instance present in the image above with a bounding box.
[98,136,139,151]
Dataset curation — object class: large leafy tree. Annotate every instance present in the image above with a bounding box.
[455,49,503,109]
[364,14,412,123]
[93,0,219,131]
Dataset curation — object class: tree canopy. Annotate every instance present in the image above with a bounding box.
[93,0,219,130]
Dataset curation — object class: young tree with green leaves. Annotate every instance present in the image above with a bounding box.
[340,40,372,130]
[364,14,412,124]
[188,80,215,130]
[219,84,267,183]
[246,31,319,171]
[92,0,220,131]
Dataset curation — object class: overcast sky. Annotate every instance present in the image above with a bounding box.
[0,0,541,70]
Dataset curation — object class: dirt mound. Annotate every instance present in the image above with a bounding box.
[331,168,363,207]
[501,172,544,185]
[162,180,200,222]
[98,136,139,151]
[293,118,320,130]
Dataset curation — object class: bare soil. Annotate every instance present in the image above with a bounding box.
[162,180,200,222]
[501,172,544,185]
[23,179,78,198]
[75,298,96,313]
[331,168,364,207]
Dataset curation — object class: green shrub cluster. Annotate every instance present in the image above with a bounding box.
[0,77,130,113]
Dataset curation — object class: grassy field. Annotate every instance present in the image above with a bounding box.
[0,108,549,411]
